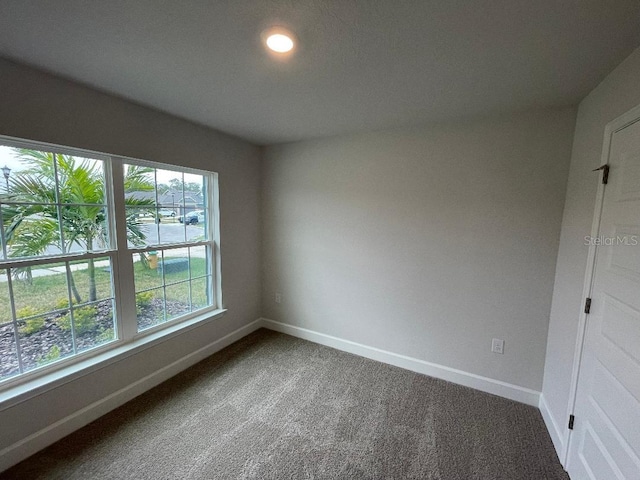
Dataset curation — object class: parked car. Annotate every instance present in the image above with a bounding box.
[179,210,203,224]
[158,208,176,217]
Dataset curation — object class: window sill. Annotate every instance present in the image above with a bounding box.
[0,308,227,411]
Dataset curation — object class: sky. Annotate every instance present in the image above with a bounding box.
[0,146,23,173]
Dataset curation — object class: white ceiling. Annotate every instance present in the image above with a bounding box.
[0,1,639,145]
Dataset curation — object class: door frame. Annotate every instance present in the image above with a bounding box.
[562,102,640,467]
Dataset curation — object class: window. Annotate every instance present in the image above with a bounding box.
[0,137,220,387]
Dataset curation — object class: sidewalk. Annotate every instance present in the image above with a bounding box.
[0,259,112,282]
[1,250,206,282]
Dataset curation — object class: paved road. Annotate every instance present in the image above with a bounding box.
[34,220,205,256]
[138,220,205,245]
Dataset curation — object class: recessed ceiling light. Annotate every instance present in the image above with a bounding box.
[262,27,296,54]
[266,33,294,53]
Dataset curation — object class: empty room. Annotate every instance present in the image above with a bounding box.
[0,1,639,479]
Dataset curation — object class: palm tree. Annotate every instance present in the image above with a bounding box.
[1,149,155,302]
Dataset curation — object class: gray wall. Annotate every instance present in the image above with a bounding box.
[542,46,640,448]
[0,59,261,454]
[262,108,576,391]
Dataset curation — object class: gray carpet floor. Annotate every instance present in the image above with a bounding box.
[2,329,568,479]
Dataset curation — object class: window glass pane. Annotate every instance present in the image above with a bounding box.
[70,300,116,353]
[189,245,208,279]
[123,163,156,247]
[0,323,19,381]
[165,282,190,321]
[18,314,73,373]
[158,208,186,245]
[155,168,179,200]
[68,257,113,304]
[185,208,207,242]
[133,252,163,289]
[63,204,110,254]
[0,269,11,323]
[11,261,70,317]
[155,168,187,245]
[183,172,205,202]
[83,304,116,350]
[56,156,106,205]
[136,287,165,331]
[123,163,155,204]
[123,164,209,249]
[190,276,212,311]
[3,203,63,258]
[161,248,190,283]
[0,145,57,205]
[166,174,187,230]
[125,206,156,248]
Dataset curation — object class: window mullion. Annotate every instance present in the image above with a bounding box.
[109,160,137,341]
[6,270,25,374]
[0,204,8,260]
[64,262,78,356]
[210,173,222,309]
[154,169,160,246]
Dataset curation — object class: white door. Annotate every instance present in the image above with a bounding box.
[566,119,640,479]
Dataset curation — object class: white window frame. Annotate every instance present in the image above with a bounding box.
[0,135,223,393]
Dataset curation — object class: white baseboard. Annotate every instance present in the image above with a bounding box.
[538,394,567,465]
[0,318,263,473]
[261,318,541,407]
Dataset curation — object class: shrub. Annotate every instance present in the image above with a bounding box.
[74,306,98,333]
[19,316,45,335]
[58,305,98,334]
[96,327,115,344]
[57,313,71,332]
[136,291,154,314]
[37,345,61,366]
[55,297,77,310]
[16,305,42,319]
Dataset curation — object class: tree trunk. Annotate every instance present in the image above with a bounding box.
[87,237,97,302]
[87,258,96,302]
[69,272,82,304]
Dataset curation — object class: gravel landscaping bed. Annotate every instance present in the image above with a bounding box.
[1,298,190,380]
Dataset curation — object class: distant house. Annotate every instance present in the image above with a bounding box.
[126,190,204,214]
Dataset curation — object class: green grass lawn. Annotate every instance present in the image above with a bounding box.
[0,257,210,324]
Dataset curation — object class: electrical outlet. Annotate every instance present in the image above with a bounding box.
[275,292,282,304]
[491,338,504,354]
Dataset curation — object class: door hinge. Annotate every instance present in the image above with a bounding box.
[568,414,575,430]
[584,297,592,314]
[592,164,610,184]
